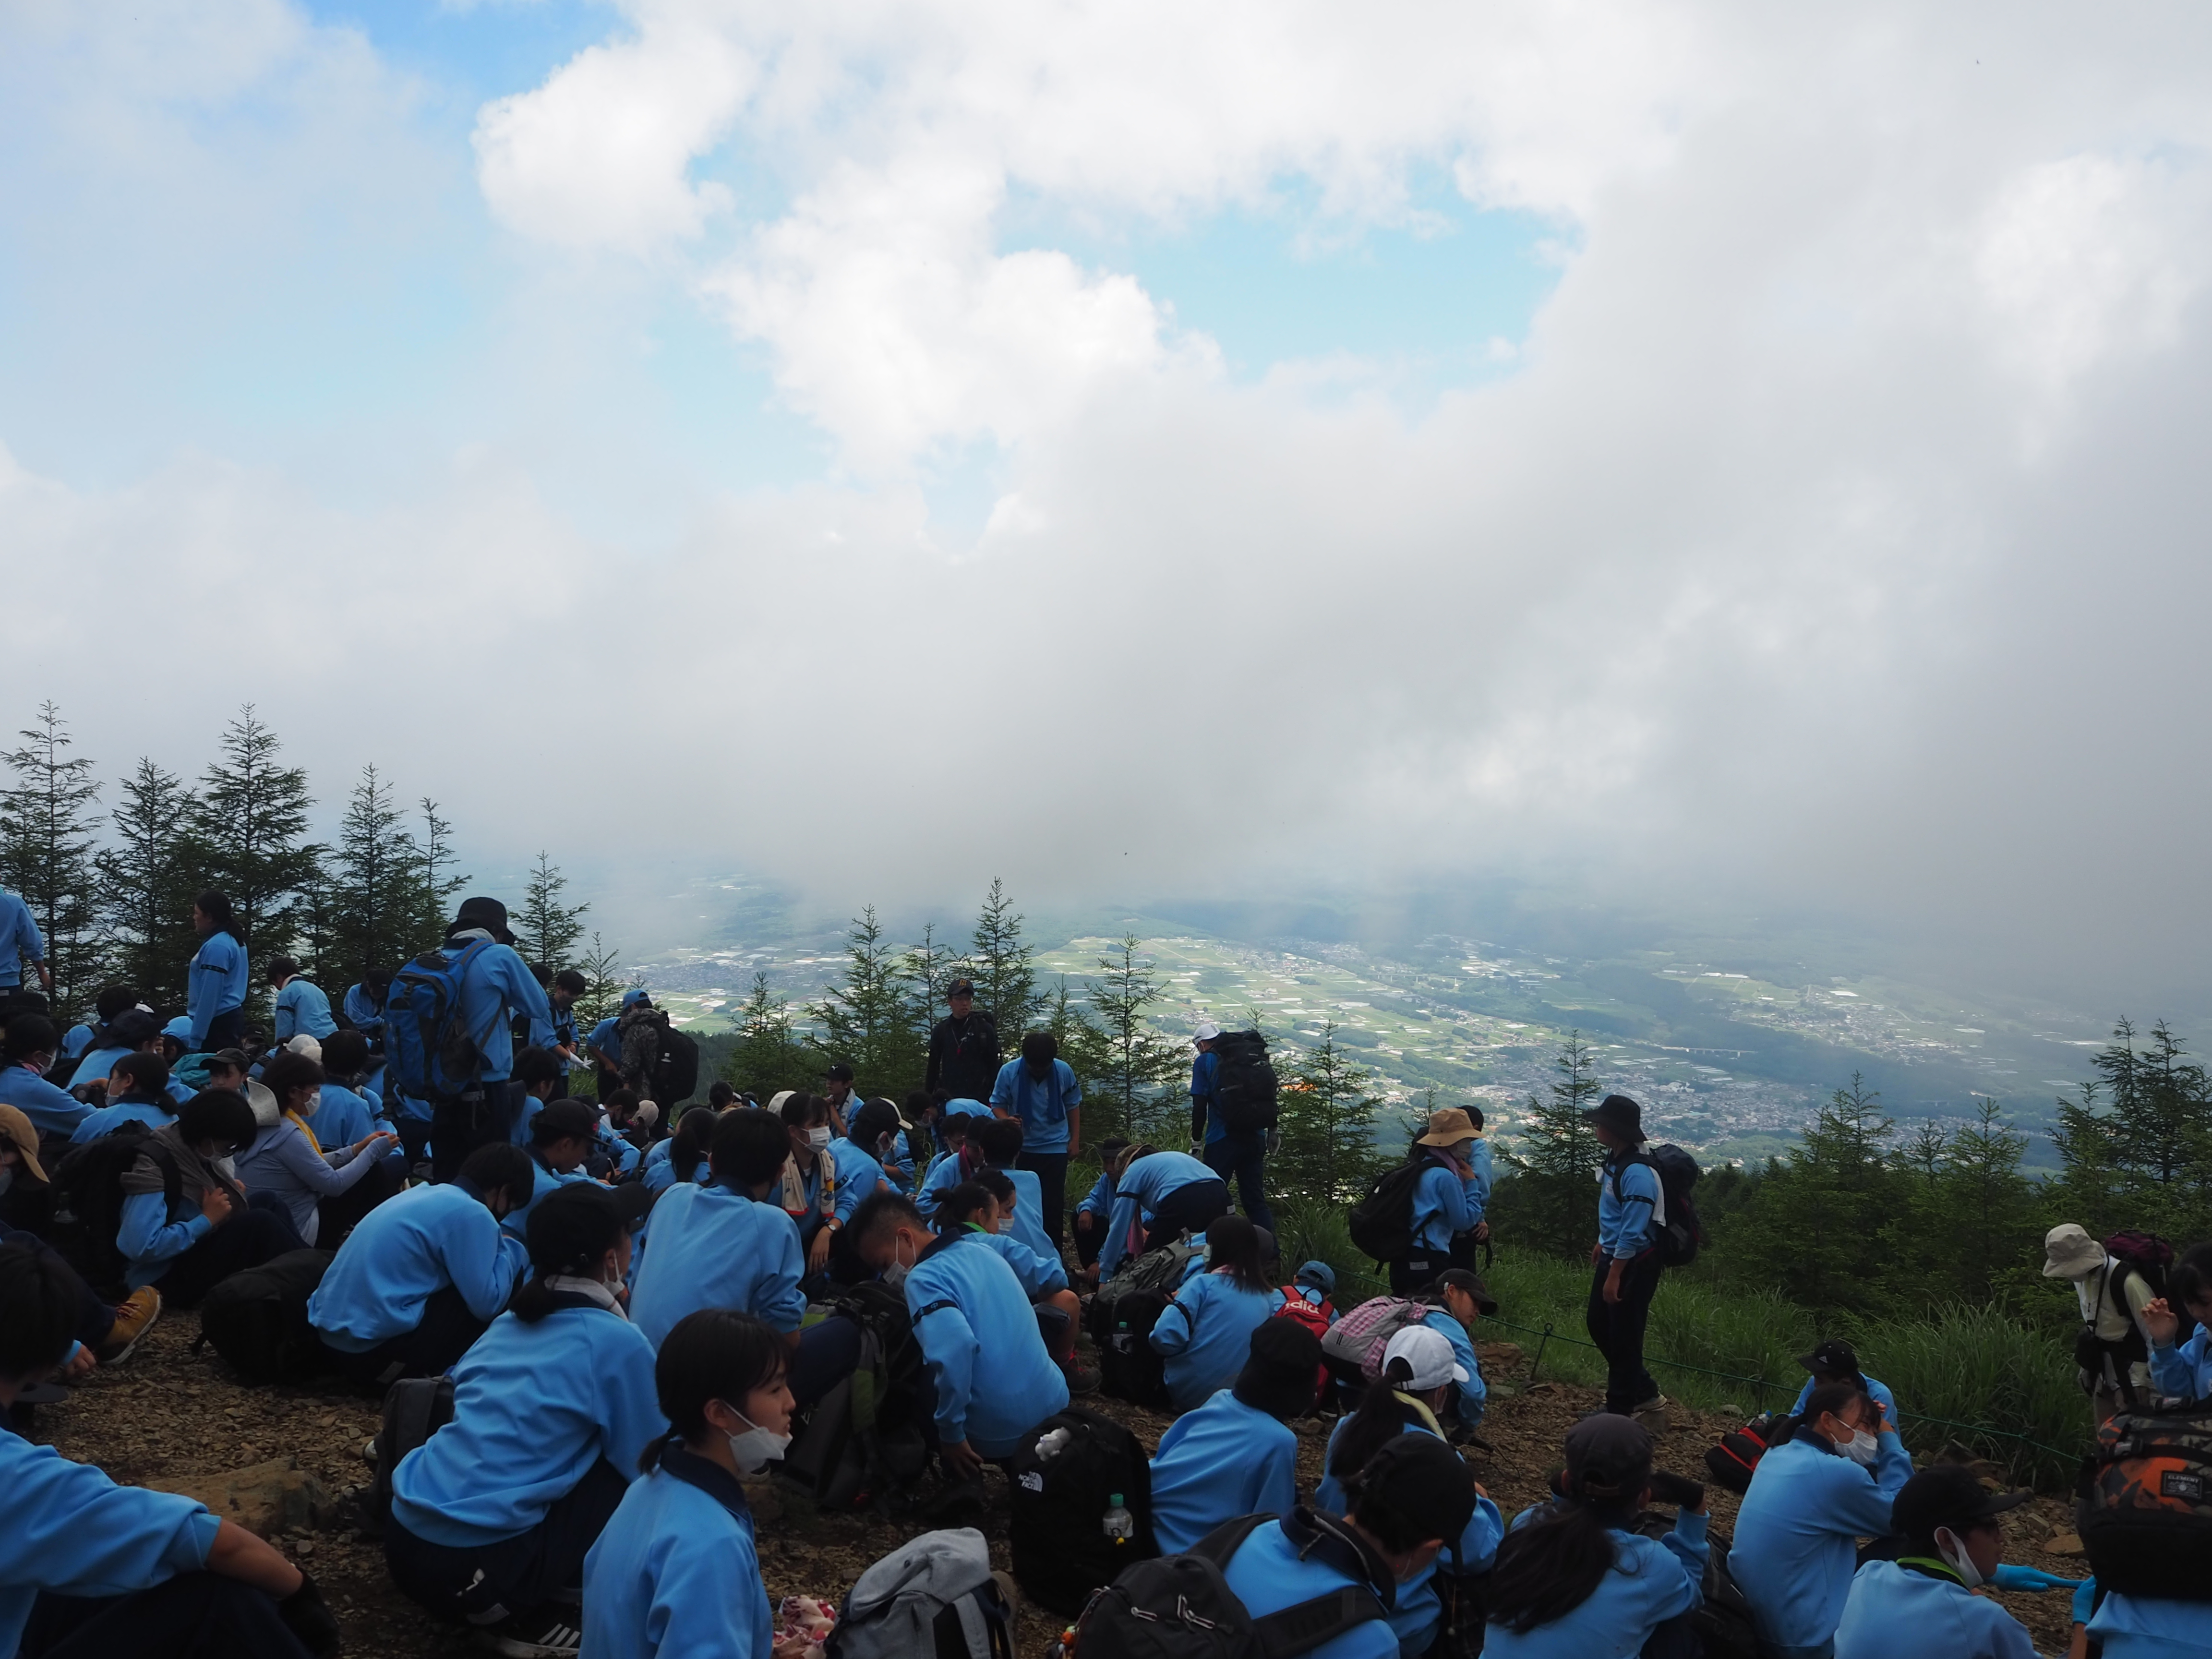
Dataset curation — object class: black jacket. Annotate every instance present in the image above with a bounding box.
[926,1010,1001,1100]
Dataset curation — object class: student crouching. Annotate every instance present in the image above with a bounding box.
[1731,1381,1911,1659]
[1484,1414,1706,1659]
[1149,1213,1286,1410]
[583,1309,794,1659]
[385,1183,665,1657]
[232,1051,394,1248]
[1833,1465,2037,1659]
[1146,1317,1326,1552]
[116,1090,305,1305]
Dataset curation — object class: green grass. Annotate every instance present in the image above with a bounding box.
[1267,1197,2085,1488]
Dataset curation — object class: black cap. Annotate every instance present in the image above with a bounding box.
[1564,1413,1653,1497]
[1583,1093,1644,1141]
[1798,1339,1863,1381]
[1360,1433,1478,1543]
[1234,1317,1324,1419]
[1889,1465,2030,1545]
[822,1062,854,1083]
[947,979,976,998]
[451,896,515,944]
[606,1181,655,1229]
[532,1098,600,1143]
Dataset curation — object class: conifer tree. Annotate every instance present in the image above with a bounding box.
[0,702,104,1016]
[191,706,319,977]
[575,932,625,1026]
[416,797,468,939]
[902,921,961,1041]
[725,971,814,1099]
[1274,1022,1384,1203]
[810,906,927,1095]
[2053,1018,2212,1240]
[1725,1072,1895,1317]
[968,878,1043,1043]
[1496,1031,1607,1259]
[1043,975,1114,1134]
[516,852,588,971]
[95,757,205,1009]
[325,765,425,986]
[1085,935,1184,1142]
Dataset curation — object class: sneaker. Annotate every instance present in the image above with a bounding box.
[1063,1358,1102,1397]
[95,1287,162,1366]
[473,1610,582,1659]
[1632,1395,1671,1432]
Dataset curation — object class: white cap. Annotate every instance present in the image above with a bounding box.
[286,1034,323,1062]
[1194,1022,1222,1043]
[1382,1324,1470,1391]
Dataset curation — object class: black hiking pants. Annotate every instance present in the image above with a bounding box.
[1140,1178,1232,1253]
[386,1456,627,1625]
[155,1192,307,1308]
[20,1572,311,1659]
[1585,1247,1663,1414]
[325,1284,489,1389]
[1017,1150,1069,1246]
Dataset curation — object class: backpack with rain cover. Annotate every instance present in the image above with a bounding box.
[779,1280,931,1511]
[827,1528,1014,1659]
[2077,1398,2212,1600]
[1211,1031,1279,1133]
[384,938,497,1104]
[617,1002,667,1094]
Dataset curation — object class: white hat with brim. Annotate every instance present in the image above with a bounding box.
[1194,1022,1222,1043]
[2042,1223,2106,1279]
[1383,1323,1470,1391]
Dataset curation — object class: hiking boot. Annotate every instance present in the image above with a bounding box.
[1633,1395,1671,1433]
[1064,1357,1102,1396]
[472,1609,582,1659]
[95,1287,162,1366]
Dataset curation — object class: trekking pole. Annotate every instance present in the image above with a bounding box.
[1529,1322,1555,1383]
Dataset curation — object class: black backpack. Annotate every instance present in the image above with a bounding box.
[367,1373,456,1537]
[1611,1144,1705,1267]
[1092,1286,1174,1408]
[193,1248,334,1384]
[779,1281,931,1511]
[1346,1156,1428,1264]
[1703,1412,1779,1495]
[1007,1406,1160,1615]
[1074,1514,1385,1659]
[1211,1032,1279,1133]
[2078,1398,2212,1599]
[52,1125,177,1298]
[652,1026,699,1105]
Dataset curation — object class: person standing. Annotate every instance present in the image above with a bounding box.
[925,978,1000,1102]
[0,884,50,999]
[2044,1223,2161,1427]
[1584,1093,1668,1427]
[1392,1108,1487,1294]
[1190,1022,1274,1232]
[990,1032,1079,1246]
[185,891,250,1052]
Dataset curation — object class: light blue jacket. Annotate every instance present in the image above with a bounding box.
[1731,1430,1913,1652]
[185,929,249,1046]
[74,1044,135,1091]
[1485,1507,1706,1659]
[1149,1270,1286,1411]
[971,1226,1066,1295]
[992,1164,1058,1263]
[233,1114,379,1243]
[501,1154,594,1241]
[824,1136,891,1224]
[0,889,44,986]
[1598,1154,1661,1260]
[1410,1155,1485,1253]
[309,1082,390,1148]
[2150,1326,2212,1400]
[1420,1308,1487,1429]
[1834,1560,2036,1659]
[1191,1050,1224,1145]
[273,977,337,1042]
[0,1062,91,1135]
[1100,1151,1219,1277]
[69,1097,175,1143]
[408,933,555,1092]
[0,1425,220,1659]
[1149,1389,1299,1552]
[990,1057,1081,1154]
[342,981,386,1039]
[390,1303,665,1547]
[2086,1590,2212,1658]
[308,1178,528,1349]
[59,1021,93,1059]
[629,1183,807,1348]
[1077,1170,1118,1218]
[583,1450,771,1659]
[903,1230,1070,1456]
[118,1182,218,1291]
[1219,1517,1400,1659]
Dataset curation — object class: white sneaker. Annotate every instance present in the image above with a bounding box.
[474,1611,582,1659]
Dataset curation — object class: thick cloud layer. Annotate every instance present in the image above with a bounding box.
[4,1,2211,1005]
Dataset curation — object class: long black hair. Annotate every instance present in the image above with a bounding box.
[2168,1242,2212,1310]
[512,1184,626,1323]
[643,1308,787,1472]
[1328,1355,1432,1484]
[1205,1213,1267,1290]
[670,1105,717,1185]
[936,1180,998,1231]
[195,889,242,944]
[1486,1442,1652,1633]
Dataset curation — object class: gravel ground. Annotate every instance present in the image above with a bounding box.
[31,1315,2089,1656]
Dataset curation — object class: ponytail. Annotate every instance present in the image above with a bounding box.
[1486,1503,1623,1633]
[1326,1356,1423,1484]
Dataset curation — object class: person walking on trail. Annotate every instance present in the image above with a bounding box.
[1584,1093,1670,1428]
[1392,1107,1489,1295]
[989,1031,1080,1247]
[1190,1022,1273,1232]
[2044,1223,2160,1426]
[925,978,1000,1103]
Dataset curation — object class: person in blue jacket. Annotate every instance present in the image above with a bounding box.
[586,987,651,1099]
[2081,1579,2212,1658]
[503,1098,600,1242]
[583,1308,792,1659]
[1292,1259,1340,1322]
[1319,1326,1504,1659]
[1189,1021,1275,1232]
[1149,1317,1326,1552]
[1149,1213,1286,1409]
[643,1106,716,1196]
[265,957,337,1044]
[1224,1434,1479,1659]
[1791,1339,1902,1429]
[1833,1465,2037,1659]
[313,1030,395,1144]
[1393,1108,1491,1294]
[1402,1268,1494,1432]
[404,898,557,1182]
[1584,1092,1669,1421]
[72,1007,164,1102]
[116,1090,307,1303]
[385,1183,666,1657]
[61,985,140,1064]
[818,1097,900,1283]
[938,1176,1094,1393]
[308,1141,535,1387]
[185,890,250,1051]
[0,884,50,997]
[1732,1381,1913,1659]
[851,1190,1070,1478]
[0,1238,341,1659]
[545,969,587,1084]
[70,1052,184,1142]
[509,1045,567,1148]
[2144,1244,2212,1401]
[341,970,388,1046]
[989,1030,1081,1246]
[0,1015,92,1139]
[965,1115,1058,1263]
[1485,1413,1707,1659]
[1071,1135,1128,1272]
[1097,1143,1232,1278]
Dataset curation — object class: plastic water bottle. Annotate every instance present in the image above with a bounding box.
[1103,1493,1135,1548]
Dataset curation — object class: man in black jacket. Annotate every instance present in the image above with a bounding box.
[925,978,1000,1101]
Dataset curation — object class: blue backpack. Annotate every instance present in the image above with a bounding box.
[384,939,497,1104]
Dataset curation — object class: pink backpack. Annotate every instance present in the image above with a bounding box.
[1318,1295,1428,1381]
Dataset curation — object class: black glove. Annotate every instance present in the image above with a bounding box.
[1649,1471,1705,1511]
[279,1570,343,1658]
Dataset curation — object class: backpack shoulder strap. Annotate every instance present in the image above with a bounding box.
[1188,1513,1275,1569]
[1250,1586,1390,1659]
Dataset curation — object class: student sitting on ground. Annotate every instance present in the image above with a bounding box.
[0,1015,92,1141]
[386,1184,665,1658]
[936,1178,1093,1393]
[313,1031,387,1130]
[1071,1135,1129,1273]
[1732,1381,1912,1659]
[1292,1260,1340,1323]
[911,1105,986,1219]
[59,985,138,1067]
[1319,1327,1505,1659]
[70,1009,163,1106]
[1223,1433,1479,1659]
[1096,1143,1232,1279]
[641,1106,716,1196]
[0,1106,164,1372]
[68,1053,181,1142]
[117,1090,305,1305]
[1149,1214,1286,1411]
[233,1052,395,1248]
[1484,1414,1706,1659]
[850,1190,1070,1479]
[1791,1339,1901,1430]
[776,1093,841,1272]
[626,1111,863,1409]
[2144,1241,2212,1401]
[583,1308,793,1659]
[965,1116,1059,1264]
[1148,1318,1326,1552]
[307,1142,535,1388]
[817,1097,899,1278]
[0,1239,342,1659]
[1832,1465,2035,1659]
[503,1099,601,1241]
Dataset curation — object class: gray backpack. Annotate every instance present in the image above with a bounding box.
[827,1528,1014,1659]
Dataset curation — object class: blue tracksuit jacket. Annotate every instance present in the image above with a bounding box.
[2150,1325,2212,1399]
[629,1184,806,1348]
[1834,1559,2036,1659]
[1732,1429,1913,1652]
[1219,1515,1400,1659]
[824,1137,891,1224]
[1099,1151,1219,1277]
[1149,1270,1286,1410]
[0,1062,90,1135]
[1486,1506,1706,1659]
[1598,1154,1661,1259]
[273,977,337,1042]
[903,1230,1070,1456]
[1148,1389,1299,1552]
[0,889,44,986]
[69,1097,175,1143]
[185,929,248,1046]
[342,982,385,1040]
[1191,1049,1224,1145]
[1410,1154,1485,1253]
[308,1178,529,1350]
[990,1057,1080,1154]
[583,1447,770,1659]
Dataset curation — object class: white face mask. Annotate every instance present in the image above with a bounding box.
[1934,1527,1985,1588]
[882,1234,917,1290]
[723,1406,791,1474]
[1841,1428,1880,1467]
[214,1155,238,1180]
[807,1125,832,1152]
